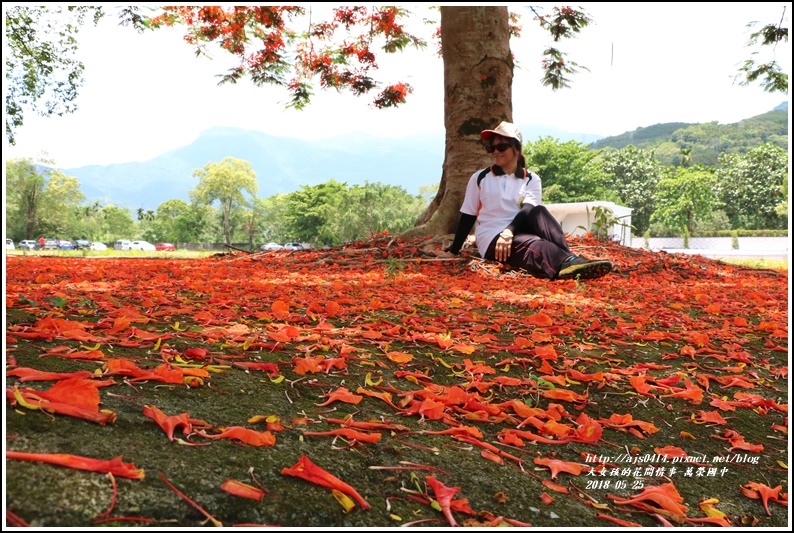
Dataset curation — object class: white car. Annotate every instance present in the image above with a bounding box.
[129,240,156,251]
[6,238,14,250]
[260,242,283,251]
[18,240,37,250]
[89,242,108,251]
[114,239,132,251]
[283,242,304,251]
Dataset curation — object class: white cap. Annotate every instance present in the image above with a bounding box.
[480,121,522,144]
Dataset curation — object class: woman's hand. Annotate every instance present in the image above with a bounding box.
[496,230,513,262]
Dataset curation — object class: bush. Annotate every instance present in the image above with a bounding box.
[647,222,679,238]
[692,210,731,234]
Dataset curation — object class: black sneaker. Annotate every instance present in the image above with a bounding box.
[557,255,612,280]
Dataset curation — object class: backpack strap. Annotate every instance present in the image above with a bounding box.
[477,167,532,187]
[476,168,490,187]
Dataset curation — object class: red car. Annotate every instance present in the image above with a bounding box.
[154,242,176,251]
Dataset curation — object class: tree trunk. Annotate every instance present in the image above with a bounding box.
[401,6,514,239]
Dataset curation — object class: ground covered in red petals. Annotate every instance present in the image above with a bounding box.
[4,235,789,527]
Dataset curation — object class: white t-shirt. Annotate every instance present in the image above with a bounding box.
[459,167,543,258]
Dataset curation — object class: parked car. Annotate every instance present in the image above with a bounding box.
[42,239,59,250]
[6,238,14,250]
[73,239,91,249]
[57,239,74,250]
[18,240,37,250]
[154,242,176,251]
[283,242,304,251]
[114,239,132,251]
[129,240,156,251]
[89,242,108,251]
[260,242,283,251]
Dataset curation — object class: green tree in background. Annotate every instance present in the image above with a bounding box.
[523,137,613,204]
[96,205,135,243]
[257,195,291,245]
[285,180,348,245]
[154,200,217,245]
[190,157,258,246]
[71,201,103,242]
[650,166,719,235]
[4,6,103,145]
[5,158,47,240]
[328,182,427,243]
[40,170,85,238]
[599,146,669,235]
[715,143,788,230]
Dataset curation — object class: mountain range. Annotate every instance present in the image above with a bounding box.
[59,104,785,212]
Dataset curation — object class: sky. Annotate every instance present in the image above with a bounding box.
[4,3,791,169]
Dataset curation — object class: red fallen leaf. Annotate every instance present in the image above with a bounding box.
[533,457,584,479]
[565,369,604,382]
[481,449,503,464]
[569,412,603,444]
[502,428,567,445]
[417,398,446,421]
[101,358,147,377]
[302,428,382,444]
[596,512,642,527]
[6,367,96,383]
[414,425,483,439]
[281,454,370,510]
[126,364,187,385]
[9,386,117,425]
[234,361,280,374]
[324,416,410,432]
[607,483,689,518]
[541,479,569,493]
[6,450,144,479]
[355,387,402,410]
[654,445,689,461]
[692,410,728,425]
[27,377,102,411]
[539,492,554,505]
[740,482,783,515]
[385,351,414,363]
[197,427,276,447]
[525,312,553,326]
[449,497,476,516]
[221,480,265,501]
[426,475,461,527]
[291,356,324,375]
[142,405,192,442]
[315,386,363,407]
[271,300,289,320]
[325,301,341,317]
[394,370,433,382]
[714,429,764,453]
[318,357,347,372]
[630,375,653,395]
[184,347,209,360]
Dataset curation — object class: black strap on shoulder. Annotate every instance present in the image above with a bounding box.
[477,167,532,187]
[476,168,490,187]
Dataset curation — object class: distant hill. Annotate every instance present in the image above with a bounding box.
[56,103,786,211]
[58,124,601,212]
[589,102,788,166]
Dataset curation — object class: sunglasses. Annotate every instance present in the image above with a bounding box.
[485,142,512,153]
